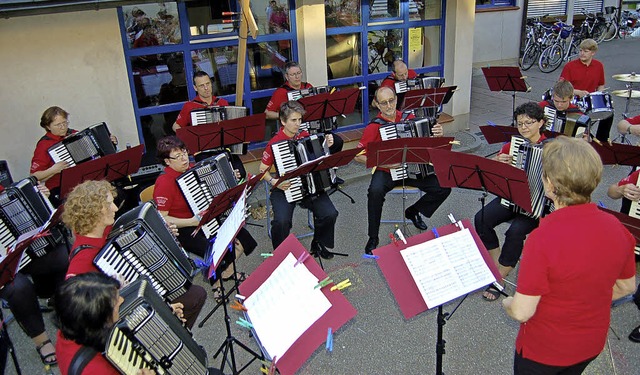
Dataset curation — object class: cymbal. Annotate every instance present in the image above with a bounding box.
[611,89,640,98]
[612,73,640,82]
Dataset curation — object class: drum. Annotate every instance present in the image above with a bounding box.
[580,92,613,120]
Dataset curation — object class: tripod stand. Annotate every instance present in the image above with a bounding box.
[0,309,21,375]
[481,66,530,126]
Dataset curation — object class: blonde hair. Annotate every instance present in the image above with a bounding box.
[542,136,602,206]
[579,38,598,52]
[63,180,116,235]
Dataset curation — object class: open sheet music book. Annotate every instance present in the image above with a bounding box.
[244,253,331,362]
[401,228,496,308]
[207,188,247,278]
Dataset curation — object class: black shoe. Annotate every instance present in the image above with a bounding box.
[311,240,334,259]
[334,177,345,185]
[630,325,640,343]
[365,237,379,255]
[405,207,428,230]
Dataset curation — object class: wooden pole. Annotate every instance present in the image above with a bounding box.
[235,0,259,106]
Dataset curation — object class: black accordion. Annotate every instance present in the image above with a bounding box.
[189,106,249,155]
[0,177,64,270]
[500,136,554,219]
[94,202,195,301]
[393,76,445,94]
[378,117,437,181]
[543,107,591,137]
[272,134,335,203]
[47,122,117,167]
[176,153,238,239]
[105,277,209,375]
[287,86,336,134]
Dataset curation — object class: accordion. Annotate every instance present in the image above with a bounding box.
[500,136,554,219]
[189,106,248,155]
[94,202,195,301]
[0,177,64,270]
[105,277,209,375]
[394,76,445,94]
[48,122,116,167]
[272,134,335,203]
[378,117,436,181]
[287,86,336,134]
[177,153,238,239]
[543,107,590,137]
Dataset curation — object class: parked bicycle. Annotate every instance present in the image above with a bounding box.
[600,6,619,42]
[538,22,580,73]
[519,15,554,71]
[618,9,640,39]
[576,8,607,43]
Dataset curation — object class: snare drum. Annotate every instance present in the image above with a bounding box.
[580,92,613,120]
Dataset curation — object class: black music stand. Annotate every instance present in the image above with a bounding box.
[482,66,530,126]
[176,113,266,155]
[57,145,144,198]
[297,87,361,123]
[365,137,454,231]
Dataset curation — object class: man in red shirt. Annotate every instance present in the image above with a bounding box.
[559,39,611,141]
[172,71,229,131]
[538,80,585,136]
[259,101,338,258]
[380,60,418,110]
[355,86,451,254]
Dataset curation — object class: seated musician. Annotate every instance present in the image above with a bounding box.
[259,101,339,259]
[502,136,636,373]
[538,80,584,135]
[380,60,418,110]
[474,102,547,301]
[616,114,640,136]
[30,106,117,207]
[559,38,612,142]
[63,180,206,329]
[55,273,155,375]
[354,86,451,254]
[0,183,68,367]
[264,61,344,154]
[153,136,257,293]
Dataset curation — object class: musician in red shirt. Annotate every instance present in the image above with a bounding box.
[55,273,156,375]
[63,180,205,329]
[616,114,640,136]
[474,102,547,301]
[172,71,230,131]
[503,136,636,373]
[380,60,418,110]
[538,80,585,136]
[354,86,450,254]
[559,38,611,141]
[259,101,338,258]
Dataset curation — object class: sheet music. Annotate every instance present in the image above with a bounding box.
[244,253,331,361]
[208,189,247,276]
[401,228,496,308]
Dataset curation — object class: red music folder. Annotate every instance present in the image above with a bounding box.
[374,220,501,319]
[238,235,357,375]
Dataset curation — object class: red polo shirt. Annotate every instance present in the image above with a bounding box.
[153,165,194,218]
[56,332,119,375]
[66,227,111,279]
[627,114,640,125]
[560,59,605,93]
[357,111,415,173]
[261,128,311,170]
[265,82,313,113]
[30,129,77,189]
[380,69,418,90]
[174,95,230,128]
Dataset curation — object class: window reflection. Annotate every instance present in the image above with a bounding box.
[192,47,239,96]
[326,0,361,27]
[369,0,399,20]
[411,26,440,68]
[327,33,361,79]
[185,0,236,36]
[411,0,442,21]
[131,52,187,110]
[367,29,403,74]
[123,3,181,48]
[248,42,291,90]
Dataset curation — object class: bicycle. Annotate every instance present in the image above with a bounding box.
[519,16,554,71]
[618,9,640,39]
[538,22,580,73]
[576,8,607,43]
[601,6,619,42]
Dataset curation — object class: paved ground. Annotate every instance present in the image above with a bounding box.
[3,37,640,375]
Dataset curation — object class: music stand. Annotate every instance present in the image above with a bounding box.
[297,87,361,123]
[400,86,457,115]
[374,220,501,374]
[176,113,266,154]
[482,66,530,125]
[589,141,640,166]
[238,234,357,375]
[479,124,521,144]
[57,145,144,198]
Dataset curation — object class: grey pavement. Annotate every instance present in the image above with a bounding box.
[4,37,640,375]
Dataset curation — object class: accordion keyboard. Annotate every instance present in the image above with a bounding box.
[272,141,304,203]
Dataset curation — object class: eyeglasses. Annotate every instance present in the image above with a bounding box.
[377,98,397,107]
[516,120,538,128]
[287,71,303,77]
[51,121,69,129]
[168,151,189,160]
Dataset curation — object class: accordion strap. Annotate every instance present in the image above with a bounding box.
[68,346,98,375]
[69,244,96,261]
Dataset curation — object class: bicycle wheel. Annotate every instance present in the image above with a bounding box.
[520,45,539,71]
[602,20,618,41]
[592,23,607,43]
[538,44,563,73]
[567,41,580,60]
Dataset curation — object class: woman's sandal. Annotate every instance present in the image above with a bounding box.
[222,272,247,283]
[36,339,57,366]
[212,286,224,303]
[482,285,502,302]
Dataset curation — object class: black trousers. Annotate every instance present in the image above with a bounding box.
[269,189,338,250]
[366,170,451,238]
[514,350,596,375]
[0,243,68,338]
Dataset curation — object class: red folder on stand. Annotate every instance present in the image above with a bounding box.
[374,220,500,319]
[239,235,357,375]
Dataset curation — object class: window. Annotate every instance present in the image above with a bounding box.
[476,0,515,8]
